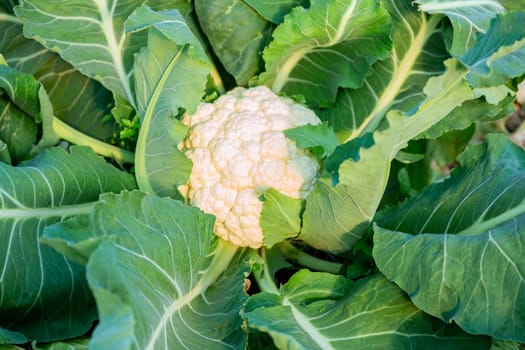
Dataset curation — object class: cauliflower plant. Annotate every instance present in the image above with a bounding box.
[180,86,321,248]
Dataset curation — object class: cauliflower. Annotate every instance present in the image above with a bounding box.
[180,86,321,248]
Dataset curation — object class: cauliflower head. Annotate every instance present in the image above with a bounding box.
[180,86,321,248]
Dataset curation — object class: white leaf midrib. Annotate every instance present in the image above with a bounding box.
[271,1,358,93]
[283,296,335,350]
[419,0,504,12]
[345,13,441,142]
[0,202,94,219]
[92,0,135,107]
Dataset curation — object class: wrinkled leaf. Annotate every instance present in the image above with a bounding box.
[129,5,211,197]
[47,190,248,349]
[415,0,505,57]
[195,0,273,85]
[374,134,525,342]
[461,12,525,87]
[301,59,475,252]
[245,0,308,24]
[322,0,449,141]
[243,271,490,349]
[0,146,136,341]
[259,0,392,108]
[418,94,515,139]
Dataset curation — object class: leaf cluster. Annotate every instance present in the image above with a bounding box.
[0,0,524,349]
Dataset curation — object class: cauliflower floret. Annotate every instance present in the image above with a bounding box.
[180,86,321,248]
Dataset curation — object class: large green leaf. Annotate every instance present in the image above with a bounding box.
[322,0,449,141]
[0,19,116,142]
[15,0,191,109]
[460,12,525,88]
[15,0,146,107]
[373,134,525,342]
[0,146,136,341]
[415,0,505,57]
[195,0,273,85]
[243,271,490,349]
[130,5,211,197]
[259,0,392,108]
[300,59,475,252]
[46,190,248,349]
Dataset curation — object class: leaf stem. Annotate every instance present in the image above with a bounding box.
[200,239,240,291]
[210,65,225,95]
[278,241,343,275]
[254,248,281,295]
[134,45,188,194]
[0,13,24,25]
[144,238,239,350]
[52,117,135,164]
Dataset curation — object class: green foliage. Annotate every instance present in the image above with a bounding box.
[195,0,273,85]
[374,135,525,342]
[129,4,211,197]
[0,0,524,348]
[259,0,392,108]
[0,147,135,341]
[244,271,490,349]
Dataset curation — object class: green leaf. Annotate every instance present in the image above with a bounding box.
[418,94,515,140]
[0,140,12,164]
[0,146,136,341]
[284,122,339,158]
[260,189,302,247]
[0,62,57,160]
[195,0,273,85]
[0,19,116,142]
[373,134,525,342]
[130,5,211,197]
[259,0,392,108]
[245,0,308,24]
[61,191,249,349]
[0,62,131,163]
[461,12,525,87]
[0,95,38,162]
[15,0,143,106]
[322,0,449,141]
[243,271,490,349]
[415,0,505,57]
[0,327,27,345]
[301,59,475,252]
